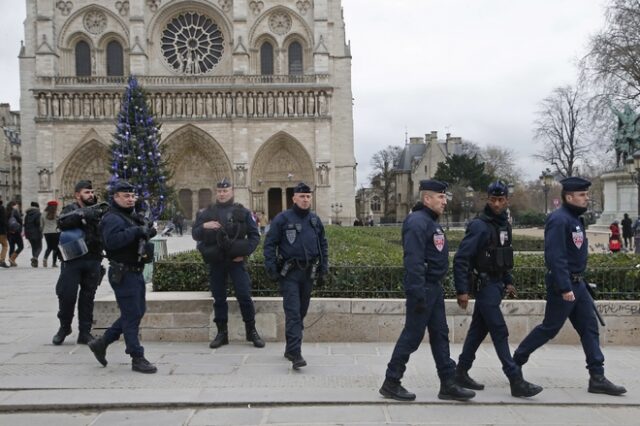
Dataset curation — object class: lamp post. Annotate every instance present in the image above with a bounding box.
[539,169,553,214]
[330,202,343,225]
[625,150,640,216]
[462,186,474,222]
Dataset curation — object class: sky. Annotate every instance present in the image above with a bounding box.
[0,0,608,186]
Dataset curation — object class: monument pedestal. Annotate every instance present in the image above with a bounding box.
[591,170,638,231]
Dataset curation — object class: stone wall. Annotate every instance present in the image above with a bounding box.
[93,294,640,345]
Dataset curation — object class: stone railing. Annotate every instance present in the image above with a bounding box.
[34,88,331,121]
[93,294,640,345]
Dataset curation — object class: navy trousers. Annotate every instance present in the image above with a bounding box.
[458,280,520,378]
[279,268,313,356]
[208,261,256,323]
[103,270,146,358]
[386,284,456,382]
[513,280,604,375]
[55,257,101,332]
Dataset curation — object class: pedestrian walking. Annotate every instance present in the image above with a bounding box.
[0,200,9,268]
[6,201,23,267]
[24,201,44,267]
[621,213,633,249]
[42,201,61,268]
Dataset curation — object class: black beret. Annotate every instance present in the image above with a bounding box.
[74,180,93,192]
[293,182,312,193]
[487,180,509,197]
[560,177,591,192]
[419,179,448,193]
[111,180,136,193]
[216,177,232,188]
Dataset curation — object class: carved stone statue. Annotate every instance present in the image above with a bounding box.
[611,103,640,167]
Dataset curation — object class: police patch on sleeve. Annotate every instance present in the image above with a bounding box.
[433,229,445,252]
[572,227,584,249]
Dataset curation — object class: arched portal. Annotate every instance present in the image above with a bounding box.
[163,124,232,219]
[59,139,111,200]
[251,132,314,220]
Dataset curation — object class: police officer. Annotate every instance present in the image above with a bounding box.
[52,180,105,345]
[192,178,264,349]
[380,180,474,402]
[88,181,158,374]
[513,177,626,395]
[454,181,542,397]
[263,182,328,369]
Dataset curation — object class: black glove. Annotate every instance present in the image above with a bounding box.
[148,227,158,239]
[316,273,326,287]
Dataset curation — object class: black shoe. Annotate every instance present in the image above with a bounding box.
[379,378,416,401]
[455,367,485,390]
[132,356,157,374]
[510,376,543,398]
[77,331,95,344]
[290,354,307,370]
[209,322,229,349]
[438,379,476,401]
[245,322,266,348]
[88,337,108,367]
[588,374,627,396]
[31,258,38,268]
[52,326,72,345]
[0,261,8,268]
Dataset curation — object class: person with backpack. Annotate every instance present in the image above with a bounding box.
[24,201,44,267]
[6,201,23,267]
[453,181,542,398]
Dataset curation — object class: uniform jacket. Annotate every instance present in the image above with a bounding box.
[545,204,588,294]
[100,202,146,267]
[402,204,448,300]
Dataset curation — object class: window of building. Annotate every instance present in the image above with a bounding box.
[371,196,381,212]
[75,40,91,76]
[288,41,303,75]
[106,40,124,76]
[260,42,274,75]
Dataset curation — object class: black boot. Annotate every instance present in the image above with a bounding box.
[509,375,543,397]
[438,378,476,401]
[209,322,229,349]
[285,352,307,369]
[588,374,627,396]
[88,336,108,367]
[132,356,158,374]
[379,378,416,401]
[77,331,95,344]
[52,326,72,345]
[455,366,485,390]
[245,321,265,348]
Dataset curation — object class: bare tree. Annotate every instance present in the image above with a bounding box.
[583,0,640,103]
[534,85,593,178]
[480,145,521,184]
[369,145,403,218]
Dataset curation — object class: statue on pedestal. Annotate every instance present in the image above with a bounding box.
[611,103,640,168]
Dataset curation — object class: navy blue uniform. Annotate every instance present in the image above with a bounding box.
[55,202,103,335]
[192,202,260,324]
[385,205,456,382]
[454,208,520,378]
[100,203,149,358]
[514,204,604,375]
[263,208,328,357]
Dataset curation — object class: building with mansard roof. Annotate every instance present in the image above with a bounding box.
[19,0,355,222]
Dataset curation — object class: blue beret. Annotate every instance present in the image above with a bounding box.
[74,180,93,192]
[293,182,312,193]
[560,177,591,192]
[216,177,232,188]
[419,179,448,193]
[111,180,135,193]
[487,180,509,197]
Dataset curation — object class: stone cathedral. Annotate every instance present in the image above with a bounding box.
[19,0,355,222]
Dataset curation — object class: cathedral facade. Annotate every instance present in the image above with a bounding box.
[19,0,355,222]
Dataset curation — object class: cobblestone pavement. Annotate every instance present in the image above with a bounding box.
[0,234,638,425]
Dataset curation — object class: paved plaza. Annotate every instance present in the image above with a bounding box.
[0,233,638,425]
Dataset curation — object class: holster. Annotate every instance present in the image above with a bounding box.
[109,262,125,285]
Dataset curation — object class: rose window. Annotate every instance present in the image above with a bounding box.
[161,12,225,74]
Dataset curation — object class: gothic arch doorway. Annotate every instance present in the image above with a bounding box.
[251,132,314,220]
[163,124,232,220]
[59,139,111,200]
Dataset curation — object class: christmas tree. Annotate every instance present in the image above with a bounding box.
[109,76,171,220]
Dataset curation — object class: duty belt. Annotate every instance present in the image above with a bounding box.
[110,261,144,273]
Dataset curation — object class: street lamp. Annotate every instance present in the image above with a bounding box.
[330,202,343,225]
[462,186,474,221]
[625,150,640,216]
[539,169,554,214]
